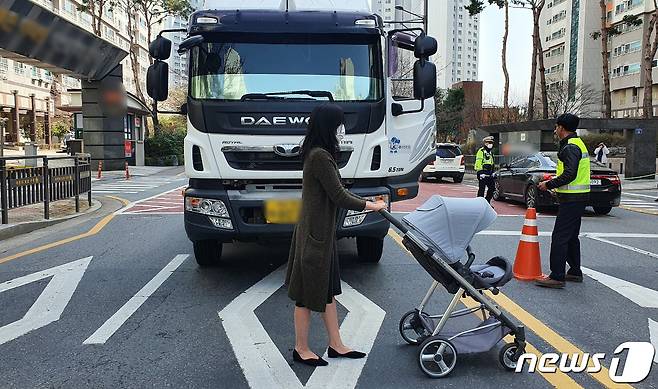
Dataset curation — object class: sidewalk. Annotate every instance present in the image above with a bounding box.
[619,174,658,190]
[0,198,101,241]
[94,165,177,179]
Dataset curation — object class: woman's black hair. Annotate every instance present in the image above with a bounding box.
[300,103,343,162]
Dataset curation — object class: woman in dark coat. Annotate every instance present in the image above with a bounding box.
[285,104,387,367]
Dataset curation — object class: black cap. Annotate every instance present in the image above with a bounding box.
[556,113,580,132]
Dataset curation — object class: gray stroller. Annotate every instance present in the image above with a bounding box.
[379,195,526,378]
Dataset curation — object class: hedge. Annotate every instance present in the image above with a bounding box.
[145,130,185,166]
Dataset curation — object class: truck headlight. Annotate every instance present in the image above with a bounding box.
[344,194,389,227]
[186,197,230,218]
[186,197,233,230]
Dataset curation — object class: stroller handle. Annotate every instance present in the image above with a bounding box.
[378,209,409,234]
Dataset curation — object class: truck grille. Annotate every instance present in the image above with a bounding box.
[223,150,352,171]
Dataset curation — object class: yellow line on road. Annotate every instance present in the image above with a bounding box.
[619,205,658,216]
[0,196,129,265]
[387,228,633,389]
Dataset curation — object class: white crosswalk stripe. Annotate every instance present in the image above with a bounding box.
[92,178,178,194]
[620,194,658,213]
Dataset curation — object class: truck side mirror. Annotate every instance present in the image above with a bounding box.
[413,60,436,100]
[146,61,169,101]
[149,36,172,61]
[414,35,438,58]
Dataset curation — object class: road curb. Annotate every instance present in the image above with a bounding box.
[0,200,102,241]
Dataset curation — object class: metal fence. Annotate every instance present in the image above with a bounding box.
[0,154,92,224]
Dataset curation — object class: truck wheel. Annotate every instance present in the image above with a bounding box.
[357,237,384,263]
[193,240,223,266]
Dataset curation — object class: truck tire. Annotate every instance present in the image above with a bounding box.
[193,240,223,266]
[357,237,384,263]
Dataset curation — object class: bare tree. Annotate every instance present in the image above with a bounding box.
[78,0,118,37]
[513,0,546,120]
[543,82,599,118]
[591,13,642,118]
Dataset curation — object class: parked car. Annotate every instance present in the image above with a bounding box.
[421,143,465,183]
[492,152,621,215]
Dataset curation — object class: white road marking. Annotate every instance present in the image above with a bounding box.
[587,236,658,259]
[476,230,658,239]
[83,254,189,345]
[624,192,658,199]
[581,267,658,308]
[218,266,385,389]
[114,186,185,215]
[0,257,92,345]
[649,319,658,364]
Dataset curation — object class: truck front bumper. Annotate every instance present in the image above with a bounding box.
[184,184,391,243]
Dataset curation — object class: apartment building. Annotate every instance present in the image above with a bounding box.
[537,0,602,117]
[427,0,480,90]
[607,0,658,118]
[0,0,154,145]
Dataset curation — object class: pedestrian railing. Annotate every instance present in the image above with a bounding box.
[0,154,92,224]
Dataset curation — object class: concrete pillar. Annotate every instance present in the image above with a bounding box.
[624,127,657,178]
[44,97,51,146]
[82,65,127,171]
[29,93,36,142]
[11,90,19,143]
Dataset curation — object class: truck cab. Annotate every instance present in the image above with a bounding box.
[146,1,437,266]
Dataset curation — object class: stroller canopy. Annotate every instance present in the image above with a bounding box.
[402,195,497,263]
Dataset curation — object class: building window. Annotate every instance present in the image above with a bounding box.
[0,57,7,74]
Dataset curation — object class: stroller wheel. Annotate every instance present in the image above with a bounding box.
[418,337,457,378]
[499,343,523,371]
[399,310,430,345]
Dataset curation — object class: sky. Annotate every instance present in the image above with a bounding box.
[478,6,533,107]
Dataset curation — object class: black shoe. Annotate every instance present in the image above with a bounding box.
[327,346,366,359]
[293,350,328,367]
[565,274,583,283]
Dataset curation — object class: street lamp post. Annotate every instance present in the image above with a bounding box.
[0,116,8,158]
[394,4,427,31]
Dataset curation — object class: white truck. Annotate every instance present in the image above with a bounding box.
[146,0,437,265]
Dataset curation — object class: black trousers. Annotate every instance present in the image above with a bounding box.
[477,172,495,202]
[549,201,586,281]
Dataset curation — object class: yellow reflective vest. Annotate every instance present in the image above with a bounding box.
[555,137,591,193]
[475,147,494,172]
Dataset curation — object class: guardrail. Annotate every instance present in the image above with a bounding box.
[0,154,92,224]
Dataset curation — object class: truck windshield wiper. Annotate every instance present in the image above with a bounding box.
[240,90,334,101]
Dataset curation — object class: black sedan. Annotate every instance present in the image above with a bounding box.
[492,152,622,215]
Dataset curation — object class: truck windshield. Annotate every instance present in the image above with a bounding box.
[190,38,382,101]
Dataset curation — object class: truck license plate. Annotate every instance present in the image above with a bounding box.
[264,199,301,224]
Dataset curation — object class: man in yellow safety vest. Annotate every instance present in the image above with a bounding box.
[475,136,495,203]
[536,113,590,288]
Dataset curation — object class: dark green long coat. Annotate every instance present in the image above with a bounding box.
[285,148,366,312]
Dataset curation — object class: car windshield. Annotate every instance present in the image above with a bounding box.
[190,36,383,101]
[436,146,462,158]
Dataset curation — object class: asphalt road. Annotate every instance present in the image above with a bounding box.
[1,173,657,388]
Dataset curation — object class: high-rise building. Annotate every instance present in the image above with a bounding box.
[164,0,204,88]
[607,0,658,118]
[427,0,480,90]
[372,0,480,90]
[538,0,604,117]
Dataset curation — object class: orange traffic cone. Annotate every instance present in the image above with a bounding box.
[97,161,103,179]
[125,162,130,180]
[513,208,543,280]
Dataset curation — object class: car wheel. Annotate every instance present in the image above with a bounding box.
[593,206,612,215]
[493,180,504,201]
[453,174,463,183]
[193,240,223,266]
[357,237,384,263]
[525,185,538,209]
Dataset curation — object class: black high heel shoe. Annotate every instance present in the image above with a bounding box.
[293,350,329,367]
[327,346,366,359]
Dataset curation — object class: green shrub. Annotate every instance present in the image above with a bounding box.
[145,131,185,162]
